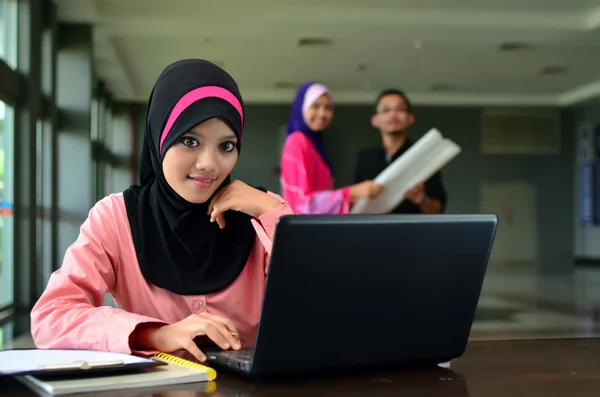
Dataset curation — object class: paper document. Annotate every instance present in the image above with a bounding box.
[0,349,155,376]
[351,128,461,214]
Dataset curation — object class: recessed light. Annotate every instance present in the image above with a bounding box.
[539,65,568,75]
[297,38,333,47]
[498,42,532,52]
[413,40,422,50]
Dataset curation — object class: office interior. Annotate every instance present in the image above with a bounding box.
[1,0,600,361]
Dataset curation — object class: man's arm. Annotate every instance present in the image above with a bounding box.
[420,171,447,214]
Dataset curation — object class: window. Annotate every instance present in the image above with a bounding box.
[0,0,18,69]
[0,321,13,349]
[0,99,14,309]
[36,118,54,286]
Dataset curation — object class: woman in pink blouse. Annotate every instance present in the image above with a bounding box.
[30,59,293,363]
[280,82,383,214]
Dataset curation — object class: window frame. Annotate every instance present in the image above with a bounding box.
[0,0,19,315]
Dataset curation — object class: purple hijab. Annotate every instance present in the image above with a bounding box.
[286,81,335,173]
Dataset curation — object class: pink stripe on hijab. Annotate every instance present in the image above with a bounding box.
[159,85,244,155]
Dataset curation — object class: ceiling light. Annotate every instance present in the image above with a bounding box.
[539,65,568,75]
[498,42,532,52]
[297,38,333,47]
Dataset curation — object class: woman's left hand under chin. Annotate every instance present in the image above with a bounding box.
[208,180,282,229]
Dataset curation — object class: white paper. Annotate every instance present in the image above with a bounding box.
[0,349,154,375]
[351,128,461,214]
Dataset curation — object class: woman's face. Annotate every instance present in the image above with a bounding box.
[162,118,238,204]
[303,93,333,132]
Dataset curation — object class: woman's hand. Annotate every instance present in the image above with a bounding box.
[349,180,384,202]
[208,180,282,229]
[135,313,241,363]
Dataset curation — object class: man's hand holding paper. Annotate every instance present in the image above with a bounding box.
[404,184,426,206]
[351,128,460,214]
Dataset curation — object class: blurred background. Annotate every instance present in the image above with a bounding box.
[1,0,600,347]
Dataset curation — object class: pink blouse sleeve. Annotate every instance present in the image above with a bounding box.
[250,192,293,274]
[30,195,166,355]
[281,133,351,215]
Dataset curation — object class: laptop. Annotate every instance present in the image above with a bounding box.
[206,213,498,378]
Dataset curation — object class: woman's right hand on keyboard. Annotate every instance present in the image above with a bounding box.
[135,312,241,362]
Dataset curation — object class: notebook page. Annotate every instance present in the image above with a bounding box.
[0,349,154,375]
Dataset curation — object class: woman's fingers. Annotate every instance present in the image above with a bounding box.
[209,195,230,227]
[202,314,240,349]
[203,313,240,335]
[207,188,226,217]
[183,340,207,363]
[200,321,234,350]
[215,212,226,229]
[209,205,227,228]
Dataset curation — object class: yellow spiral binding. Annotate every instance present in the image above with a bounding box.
[154,352,218,381]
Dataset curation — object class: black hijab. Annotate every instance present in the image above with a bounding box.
[123,59,259,296]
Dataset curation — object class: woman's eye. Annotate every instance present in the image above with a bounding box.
[220,141,235,152]
[180,136,199,147]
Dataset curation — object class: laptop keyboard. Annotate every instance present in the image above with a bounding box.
[216,347,254,361]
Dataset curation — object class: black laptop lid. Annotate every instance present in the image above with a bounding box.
[252,214,498,375]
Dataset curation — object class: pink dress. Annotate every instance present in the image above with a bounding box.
[280,131,351,214]
[30,192,293,355]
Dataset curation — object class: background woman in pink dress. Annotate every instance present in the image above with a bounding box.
[280,82,382,214]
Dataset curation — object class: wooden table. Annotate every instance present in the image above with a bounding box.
[2,338,599,396]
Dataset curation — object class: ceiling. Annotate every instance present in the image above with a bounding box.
[56,0,600,106]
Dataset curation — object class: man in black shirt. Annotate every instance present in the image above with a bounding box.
[353,89,447,214]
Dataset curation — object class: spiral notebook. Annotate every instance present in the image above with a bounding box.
[17,352,217,396]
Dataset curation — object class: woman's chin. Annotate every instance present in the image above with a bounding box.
[180,190,213,205]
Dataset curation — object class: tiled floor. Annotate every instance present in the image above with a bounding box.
[2,266,600,350]
[470,266,600,340]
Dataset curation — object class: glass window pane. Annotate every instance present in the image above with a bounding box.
[41,119,53,281]
[0,0,18,69]
[41,30,53,97]
[0,99,14,308]
[0,322,14,349]
[104,163,112,195]
[97,99,106,142]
